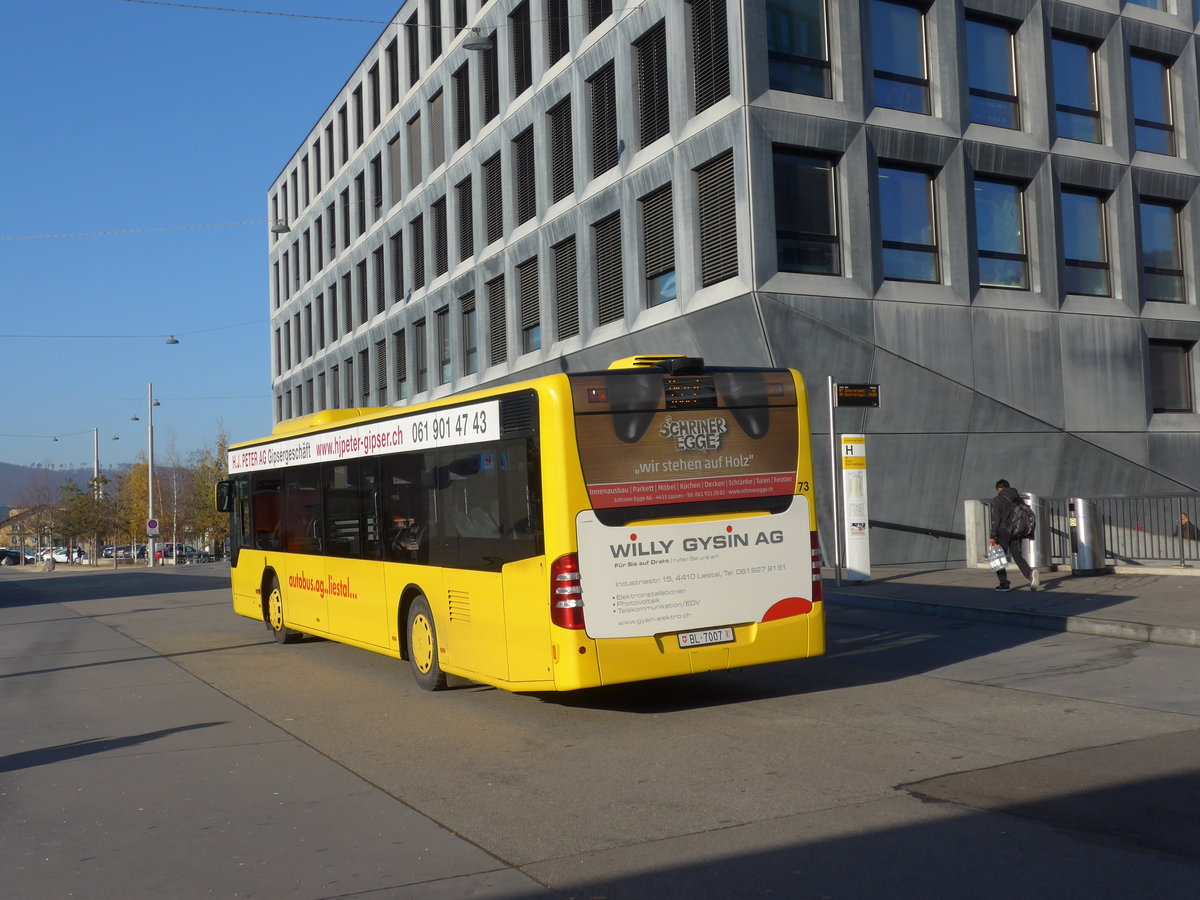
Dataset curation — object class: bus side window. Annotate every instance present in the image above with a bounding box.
[322,461,381,559]
[383,454,429,564]
[284,464,323,554]
[251,476,282,550]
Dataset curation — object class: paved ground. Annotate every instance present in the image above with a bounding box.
[825,564,1200,648]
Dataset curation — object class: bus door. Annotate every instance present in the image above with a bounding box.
[272,465,326,633]
[320,460,389,648]
[428,447,510,682]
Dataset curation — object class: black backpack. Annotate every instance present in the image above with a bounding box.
[1006,500,1036,539]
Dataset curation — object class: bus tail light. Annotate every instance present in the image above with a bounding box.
[551,553,586,629]
[811,532,823,604]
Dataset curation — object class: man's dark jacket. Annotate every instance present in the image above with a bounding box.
[990,486,1023,541]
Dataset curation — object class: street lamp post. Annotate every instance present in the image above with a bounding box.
[147,383,157,568]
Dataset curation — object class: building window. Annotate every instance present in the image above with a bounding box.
[414,319,428,393]
[354,172,367,236]
[549,96,574,203]
[514,127,536,224]
[330,365,339,410]
[697,150,738,286]
[385,38,399,109]
[766,0,830,98]
[511,1,533,96]
[338,104,349,163]
[342,273,353,331]
[589,0,613,31]
[315,219,324,271]
[394,329,408,400]
[353,85,365,148]
[879,165,938,282]
[357,260,369,324]
[326,203,337,257]
[554,236,580,339]
[407,113,422,190]
[1052,36,1100,143]
[411,214,426,290]
[482,35,500,123]
[974,179,1028,289]
[328,282,339,341]
[487,275,507,365]
[690,0,730,113]
[368,64,381,130]
[483,152,504,245]
[453,63,471,149]
[428,0,443,61]
[325,123,335,178]
[1139,200,1184,303]
[304,304,313,358]
[370,154,383,221]
[548,0,570,66]
[317,372,326,411]
[1149,341,1194,413]
[518,257,541,352]
[373,247,386,314]
[315,293,325,348]
[635,20,669,147]
[375,338,388,405]
[594,211,623,324]
[429,90,445,171]
[390,230,405,303]
[339,189,350,251]
[1131,54,1174,156]
[406,14,420,87]
[871,0,928,114]
[303,229,312,283]
[457,175,474,261]
[345,355,355,407]
[436,307,451,384]
[432,196,448,277]
[589,61,618,176]
[1060,190,1110,297]
[641,183,676,305]
[773,147,838,275]
[461,293,478,375]
[966,17,1019,129]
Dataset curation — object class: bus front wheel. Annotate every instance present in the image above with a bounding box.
[266,575,302,644]
[406,595,447,691]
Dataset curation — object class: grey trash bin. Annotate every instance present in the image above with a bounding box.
[1069,498,1107,576]
[1021,492,1052,572]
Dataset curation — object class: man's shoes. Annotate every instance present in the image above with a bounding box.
[1030,571,1040,591]
[995,586,1012,593]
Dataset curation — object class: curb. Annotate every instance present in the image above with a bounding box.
[826,592,1200,649]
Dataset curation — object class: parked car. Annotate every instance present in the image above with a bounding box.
[156,543,198,561]
[51,548,88,563]
[0,549,23,566]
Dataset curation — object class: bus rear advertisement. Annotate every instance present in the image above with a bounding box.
[217,355,824,692]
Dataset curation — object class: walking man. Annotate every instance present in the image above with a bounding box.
[989,478,1038,592]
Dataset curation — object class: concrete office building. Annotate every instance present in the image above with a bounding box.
[268,0,1200,565]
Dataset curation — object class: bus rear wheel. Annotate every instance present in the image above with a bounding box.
[406,595,447,691]
[266,575,302,644]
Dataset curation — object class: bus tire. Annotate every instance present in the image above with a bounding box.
[406,595,447,691]
[265,574,302,644]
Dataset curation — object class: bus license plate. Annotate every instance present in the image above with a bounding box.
[677,627,734,649]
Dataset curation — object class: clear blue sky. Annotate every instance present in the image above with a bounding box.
[1,0,404,470]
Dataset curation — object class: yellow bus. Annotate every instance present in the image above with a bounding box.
[217,355,824,691]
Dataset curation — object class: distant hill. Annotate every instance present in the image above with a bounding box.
[0,462,130,507]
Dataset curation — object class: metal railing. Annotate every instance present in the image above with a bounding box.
[1025,494,1199,567]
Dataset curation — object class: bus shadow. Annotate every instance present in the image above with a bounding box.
[0,569,232,609]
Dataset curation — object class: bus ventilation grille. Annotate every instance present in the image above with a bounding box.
[664,376,717,410]
[501,394,537,434]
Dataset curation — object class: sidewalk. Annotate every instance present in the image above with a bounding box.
[825,565,1200,648]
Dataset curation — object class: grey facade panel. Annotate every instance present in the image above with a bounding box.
[267,0,1200,567]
